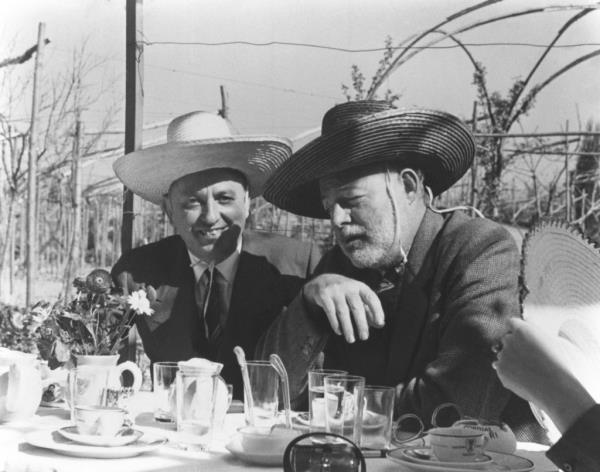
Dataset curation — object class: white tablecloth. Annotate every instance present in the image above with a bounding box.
[0,392,560,472]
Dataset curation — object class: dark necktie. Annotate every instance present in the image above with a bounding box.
[376,265,404,323]
[196,267,227,342]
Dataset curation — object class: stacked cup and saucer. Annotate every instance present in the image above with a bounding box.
[387,425,535,472]
[26,361,167,459]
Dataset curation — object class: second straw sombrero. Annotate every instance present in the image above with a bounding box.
[113,111,292,205]
[263,100,475,219]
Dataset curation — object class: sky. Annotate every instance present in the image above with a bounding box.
[2,0,600,150]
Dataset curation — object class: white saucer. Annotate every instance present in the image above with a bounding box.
[225,435,283,466]
[399,447,492,469]
[387,448,534,472]
[57,426,144,447]
[26,430,167,459]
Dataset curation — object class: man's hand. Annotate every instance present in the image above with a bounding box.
[303,273,385,343]
[493,318,595,433]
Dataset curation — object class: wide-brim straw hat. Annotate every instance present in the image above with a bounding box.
[113,111,292,205]
[521,221,600,308]
[263,100,475,218]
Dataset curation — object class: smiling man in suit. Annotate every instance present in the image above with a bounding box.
[258,100,543,441]
[111,111,320,399]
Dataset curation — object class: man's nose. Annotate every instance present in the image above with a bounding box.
[200,199,219,224]
[330,203,351,227]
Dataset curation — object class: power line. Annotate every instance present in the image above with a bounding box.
[141,39,600,53]
[145,63,339,100]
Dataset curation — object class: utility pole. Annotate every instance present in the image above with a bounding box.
[26,22,46,306]
[63,117,82,301]
[123,0,144,362]
[122,0,144,255]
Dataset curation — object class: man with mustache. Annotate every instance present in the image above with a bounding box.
[258,100,542,440]
[111,111,320,398]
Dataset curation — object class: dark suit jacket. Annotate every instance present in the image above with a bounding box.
[112,230,320,399]
[257,209,543,441]
[547,404,600,472]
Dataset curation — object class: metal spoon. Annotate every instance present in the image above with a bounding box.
[269,353,292,429]
[233,345,255,426]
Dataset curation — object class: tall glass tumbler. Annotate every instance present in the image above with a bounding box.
[244,360,279,428]
[324,375,365,444]
[152,362,179,422]
[308,369,347,432]
[360,385,395,450]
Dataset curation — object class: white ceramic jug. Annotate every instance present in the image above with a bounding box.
[0,348,43,422]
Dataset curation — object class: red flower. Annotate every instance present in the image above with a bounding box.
[85,269,112,294]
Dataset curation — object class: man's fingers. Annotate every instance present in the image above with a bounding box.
[317,294,341,336]
[360,287,385,327]
[346,293,369,341]
[334,295,356,343]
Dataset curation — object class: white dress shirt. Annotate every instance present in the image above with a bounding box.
[188,238,242,326]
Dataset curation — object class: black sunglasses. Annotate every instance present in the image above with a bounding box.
[283,432,366,472]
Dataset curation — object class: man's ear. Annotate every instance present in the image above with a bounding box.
[400,168,420,203]
[243,189,251,218]
[162,195,174,225]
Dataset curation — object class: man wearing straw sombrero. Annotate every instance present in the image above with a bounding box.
[111,111,320,399]
[258,100,542,440]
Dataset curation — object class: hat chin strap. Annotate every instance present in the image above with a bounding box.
[384,170,408,266]
[425,185,485,219]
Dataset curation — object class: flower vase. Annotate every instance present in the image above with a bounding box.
[69,354,142,412]
[74,354,119,368]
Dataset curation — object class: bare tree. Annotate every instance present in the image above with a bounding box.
[0,39,120,303]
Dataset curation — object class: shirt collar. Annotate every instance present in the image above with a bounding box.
[187,236,242,284]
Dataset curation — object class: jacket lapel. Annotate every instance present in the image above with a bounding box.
[384,210,444,385]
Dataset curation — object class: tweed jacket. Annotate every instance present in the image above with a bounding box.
[546,404,600,472]
[257,209,541,440]
[112,230,320,399]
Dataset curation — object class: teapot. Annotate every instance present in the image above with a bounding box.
[0,348,43,422]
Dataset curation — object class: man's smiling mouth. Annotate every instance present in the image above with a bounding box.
[195,225,229,237]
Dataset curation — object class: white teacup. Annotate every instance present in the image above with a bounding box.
[74,406,126,437]
[452,419,517,454]
[239,425,300,455]
[428,427,488,462]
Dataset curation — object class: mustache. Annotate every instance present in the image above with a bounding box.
[336,227,366,240]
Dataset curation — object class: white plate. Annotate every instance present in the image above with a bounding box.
[399,447,492,469]
[387,448,534,472]
[56,426,144,447]
[225,435,283,466]
[26,430,167,459]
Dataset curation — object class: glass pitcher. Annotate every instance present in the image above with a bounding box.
[175,359,229,448]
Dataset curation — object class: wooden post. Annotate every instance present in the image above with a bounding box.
[470,102,478,208]
[122,0,144,255]
[26,22,46,306]
[63,118,82,300]
[123,0,144,362]
[219,85,229,119]
[564,121,571,221]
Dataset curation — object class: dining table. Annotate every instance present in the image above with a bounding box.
[0,391,560,472]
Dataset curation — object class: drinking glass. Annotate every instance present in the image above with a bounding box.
[360,385,395,450]
[153,362,178,422]
[324,374,365,444]
[244,360,279,428]
[308,369,347,432]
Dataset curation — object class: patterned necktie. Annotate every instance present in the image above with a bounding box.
[196,267,227,342]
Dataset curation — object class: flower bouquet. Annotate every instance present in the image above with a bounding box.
[44,269,154,363]
[37,269,154,402]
